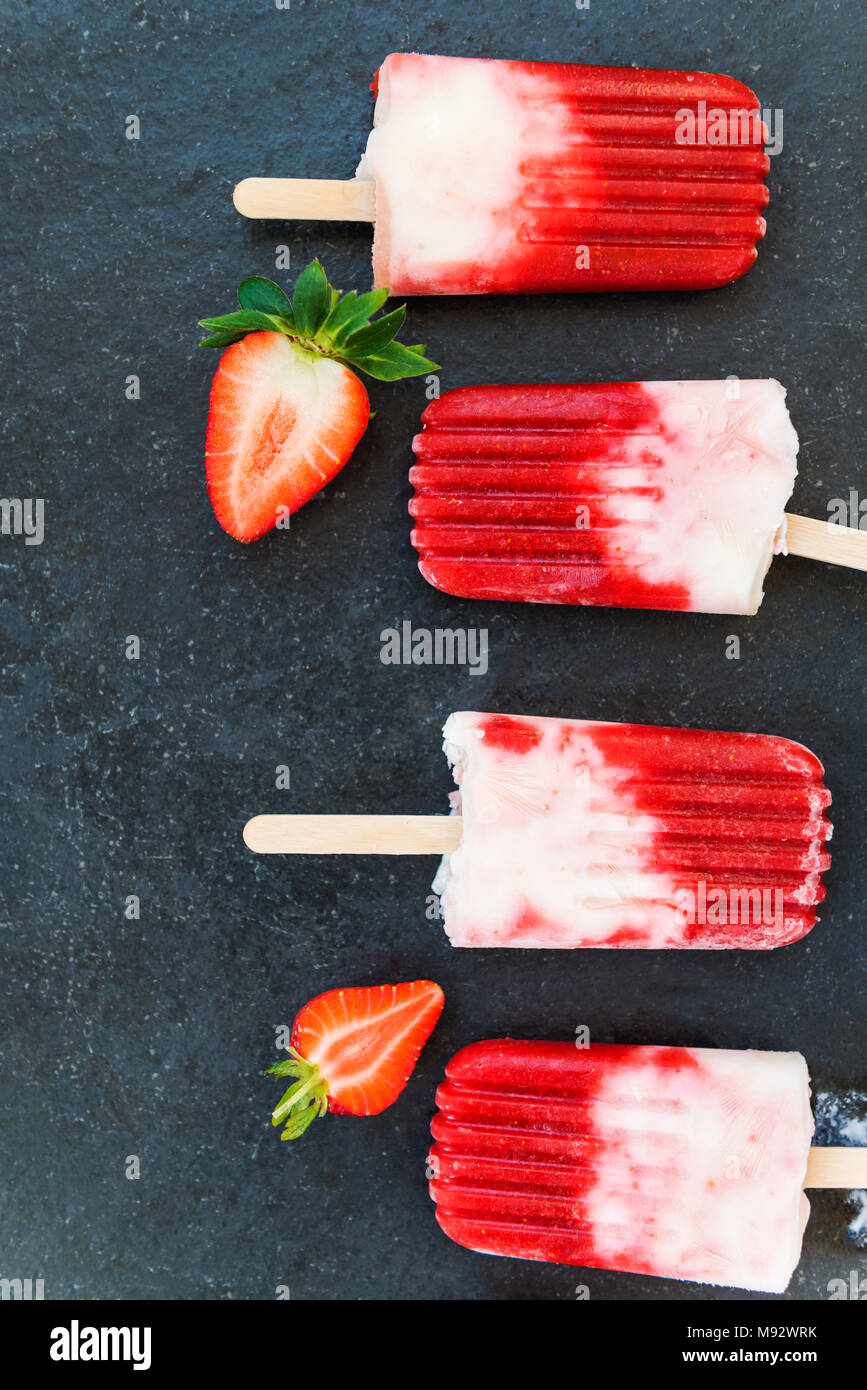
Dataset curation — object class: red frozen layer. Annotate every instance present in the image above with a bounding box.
[487,63,769,293]
[411,383,684,608]
[430,1042,672,1272]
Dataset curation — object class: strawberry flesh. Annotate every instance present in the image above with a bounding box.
[291,980,445,1116]
[205,331,370,541]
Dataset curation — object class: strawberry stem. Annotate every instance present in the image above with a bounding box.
[265,1046,329,1140]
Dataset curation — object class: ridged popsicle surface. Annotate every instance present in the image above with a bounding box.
[434,712,831,948]
[429,1040,813,1292]
[363,55,770,294]
[410,381,798,614]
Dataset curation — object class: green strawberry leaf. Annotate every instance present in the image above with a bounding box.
[266,1047,329,1142]
[199,262,440,383]
[344,341,440,382]
[292,259,331,336]
[237,276,294,319]
[343,305,407,356]
[199,310,291,335]
[321,288,390,345]
[198,329,248,349]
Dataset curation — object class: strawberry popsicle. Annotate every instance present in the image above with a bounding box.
[359,53,770,294]
[435,712,831,948]
[411,379,802,614]
[429,1041,815,1292]
[235,53,771,295]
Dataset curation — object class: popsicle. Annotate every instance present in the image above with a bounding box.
[429,1040,867,1292]
[243,711,832,949]
[234,53,772,294]
[410,379,867,613]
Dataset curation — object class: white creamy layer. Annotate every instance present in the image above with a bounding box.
[434,711,685,947]
[585,1047,813,1292]
[358,53,567,291]
[615,379,799,614]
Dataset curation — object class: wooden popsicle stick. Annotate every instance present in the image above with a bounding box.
[785,514,867,572]
[805,1146,867,1188]
[233,178,377,222]
[243,813,462,855]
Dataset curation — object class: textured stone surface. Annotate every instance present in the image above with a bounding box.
[0,0,864,1301]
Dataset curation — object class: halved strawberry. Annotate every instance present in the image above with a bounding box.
[266,979,445,1140]
[200,261,439,542]
[205,334,369,541]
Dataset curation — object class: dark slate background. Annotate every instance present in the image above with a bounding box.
[1,0,864,1302]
